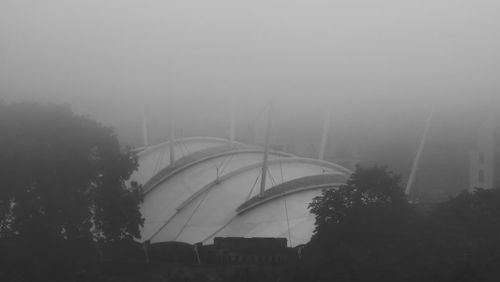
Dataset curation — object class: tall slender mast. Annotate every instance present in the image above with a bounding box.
[142,111,149,147]
[405,110,433,195]
[229,95,236,146]
[169,114,175,164]
[318,110,331,160]
[260,104,273,195]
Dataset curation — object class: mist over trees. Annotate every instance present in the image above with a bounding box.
[1,102,499,281]
[0,101,143,279]
[303,165,500,282]
[307,165,418,281]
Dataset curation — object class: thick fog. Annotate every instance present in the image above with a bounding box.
[1,0,498,156]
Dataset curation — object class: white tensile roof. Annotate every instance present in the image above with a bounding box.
[131,137,351,247]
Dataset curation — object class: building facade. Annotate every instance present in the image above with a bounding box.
[470,115,500,190]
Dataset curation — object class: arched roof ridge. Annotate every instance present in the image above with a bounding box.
[199,176,347,245]
[137,136,238,156]
[236,173,348,214]
[146,157,348,242]
[172,157,348,213]
[143,147,294,193]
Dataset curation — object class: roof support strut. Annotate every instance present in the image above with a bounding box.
[229,95,236,146]
[405,110,433,195]
[318,109,331,160]
[260,104,273,195]
[169,116,175,164]
[142,110,149,147]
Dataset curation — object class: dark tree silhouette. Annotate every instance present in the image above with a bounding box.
[309,165,410,237]
[0,101,143,246]
[308,165,418,282]
[422,188,500,281]
[306,166,500,281]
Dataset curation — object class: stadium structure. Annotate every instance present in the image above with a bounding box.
[130,109,352,247]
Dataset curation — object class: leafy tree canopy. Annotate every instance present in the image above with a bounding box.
[307,166,500,281]
[422,188,500,281]
[309,165,410,235]
[308,165,417,281]
[0,101,143,245]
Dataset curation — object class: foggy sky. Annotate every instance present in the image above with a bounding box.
[1,0,499,139]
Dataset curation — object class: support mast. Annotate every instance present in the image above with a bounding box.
[229,95,236,146]
[318,110,331,160]
[260,104,273,195]
[405,110,433,195]
[169,115,175,164]
[142,111,149,147]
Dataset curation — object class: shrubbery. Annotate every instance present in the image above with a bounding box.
[306,165,500,282]
[0,102,143,281]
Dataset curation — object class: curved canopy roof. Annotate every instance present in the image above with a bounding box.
[129,137,234,186]
[131,138,351,247]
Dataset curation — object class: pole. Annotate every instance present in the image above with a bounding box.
[318,110,331,160]
[260,104,272,195]
[142,111,149,147]
[194,244,201,265]
[143,241,150,263]
[405,110,433,195]
[169,116,175,164]
[229,95,236,146]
